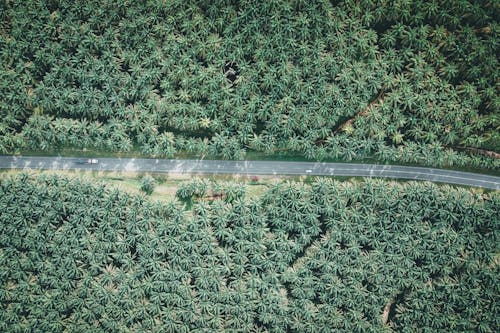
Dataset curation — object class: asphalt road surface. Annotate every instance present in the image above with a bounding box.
[0,156,499,190]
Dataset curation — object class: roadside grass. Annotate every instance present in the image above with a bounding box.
[0,169,281,203]
[297,174,494,194]
[1,170,492,212]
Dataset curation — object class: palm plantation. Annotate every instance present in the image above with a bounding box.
[1,0,499,332]
[0,174,498,332]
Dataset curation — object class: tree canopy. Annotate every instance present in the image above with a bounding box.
[0,173,498,332]
[0,0,498,169]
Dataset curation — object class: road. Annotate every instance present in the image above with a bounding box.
[0,156,499,190]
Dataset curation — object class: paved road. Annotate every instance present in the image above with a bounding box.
[0,156,499,190]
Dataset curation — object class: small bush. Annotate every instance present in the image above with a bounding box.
[140,175,156,195]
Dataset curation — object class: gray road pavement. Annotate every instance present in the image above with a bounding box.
[0,156,499,190]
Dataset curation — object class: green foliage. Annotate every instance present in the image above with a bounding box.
[0,1,498,167]
[176,177,245,203]
[0,174,498,332]
[139,175,155,195]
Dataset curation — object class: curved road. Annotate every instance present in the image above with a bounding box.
[0,156,499,190]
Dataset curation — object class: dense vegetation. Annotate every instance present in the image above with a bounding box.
[0,0,499,169]
[1,173,498,332]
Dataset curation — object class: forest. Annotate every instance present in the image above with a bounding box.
[0,0,499,169]
[0,173,498,332]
